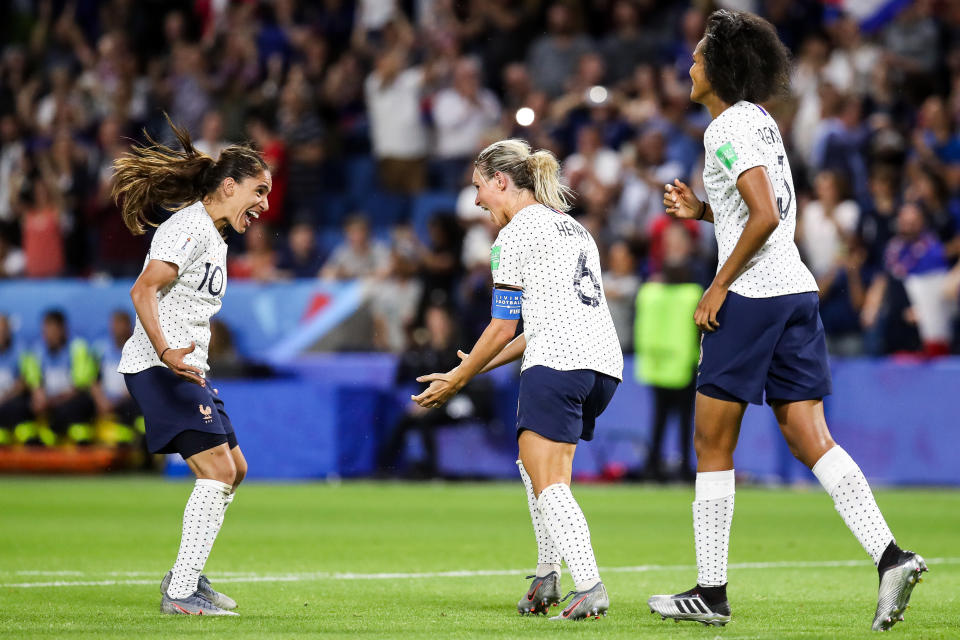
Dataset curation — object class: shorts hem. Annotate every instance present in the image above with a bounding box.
[764,389,833,405]
[516,425,579,445]
[697,381,758,405]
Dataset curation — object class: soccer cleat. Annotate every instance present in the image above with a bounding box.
[648,585,730,627]
[517,571,562,615]
[161,591,238,616]
[871,551,927,631]
[550,582,609,620]
[162,571,238,610]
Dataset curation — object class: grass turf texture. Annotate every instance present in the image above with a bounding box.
[0,478,957,639]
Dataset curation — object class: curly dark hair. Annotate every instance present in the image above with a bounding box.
[702,9,791,105]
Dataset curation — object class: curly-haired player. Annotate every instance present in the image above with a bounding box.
[646,10,926,632]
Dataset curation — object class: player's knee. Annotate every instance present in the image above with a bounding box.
[233,458,247,487]
[202,452,237,485]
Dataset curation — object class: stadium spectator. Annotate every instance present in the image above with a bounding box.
[364,46,429,194]
[417,214,463,313]
[376,302,495,478]
[431,57,501,190]
[90,310,141,443]
[17,172,66,278]
[526,2,594,99]
[799,170,861,280]
[193,109,230,159]
[277,77,326,216]
[245,111,288,226]
[228,224,280,282]
[861,201,948,355]
[633,222,703,482]
[320,214,389,281]
[564,123,622,195]
[599,0,662,86]
[603,241,640,352]
[0,313,30,443]
[370,223,423,353]
[0,232,24,278]
[276,220,325,279]
[23,309,97,444]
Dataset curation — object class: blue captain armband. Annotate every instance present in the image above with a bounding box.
[491,287,522,319]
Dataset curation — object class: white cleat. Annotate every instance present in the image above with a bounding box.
[648,586,730,627]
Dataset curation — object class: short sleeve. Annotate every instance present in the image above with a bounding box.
[705,115,767,182]
[491,224,526,289]
[149,218,206,275]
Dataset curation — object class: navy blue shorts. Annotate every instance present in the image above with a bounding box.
[124,367,236,456]
[697,291,832,405]
[517,366,619,444]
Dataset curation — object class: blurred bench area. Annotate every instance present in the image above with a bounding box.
[0,280,957,485]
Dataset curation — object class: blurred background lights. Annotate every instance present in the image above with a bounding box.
[515,107,535,126]
[587,85,608,104]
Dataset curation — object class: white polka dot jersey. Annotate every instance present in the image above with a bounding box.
[491,203,623,380]
[703,101,818,298]
[118,201,228,376]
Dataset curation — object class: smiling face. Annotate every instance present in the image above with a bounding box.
[471,167,510,228]
[217,170,272,234]
[689,39,712,105]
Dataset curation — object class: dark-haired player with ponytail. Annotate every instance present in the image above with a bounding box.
[112,117,270,615]
[646,10,925,632]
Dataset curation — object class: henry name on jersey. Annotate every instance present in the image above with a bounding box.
[490,203,623,381]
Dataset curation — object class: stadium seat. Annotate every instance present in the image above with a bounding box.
[356,191,410,227]
[410,191,459,242]
[344,155,378,201]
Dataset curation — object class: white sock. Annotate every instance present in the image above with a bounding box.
[537,483,600,592]
[167,479,232,599]
[693,470,735,587]
[516,461,561,578]
[812,446,894,564]
[218,491,235,530]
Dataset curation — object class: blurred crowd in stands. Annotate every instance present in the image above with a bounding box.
[2,0,960,360]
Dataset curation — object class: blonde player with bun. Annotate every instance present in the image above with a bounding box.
[414,139,623,620]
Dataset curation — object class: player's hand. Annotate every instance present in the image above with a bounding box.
[160,342,206,387]
[412,369,462,409]
[664,179,702,220]
[457,350,469,361]
[694,283,727,332]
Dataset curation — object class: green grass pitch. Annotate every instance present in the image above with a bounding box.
[0,478,958,639]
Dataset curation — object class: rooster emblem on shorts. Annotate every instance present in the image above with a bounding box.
[199,404,214,424]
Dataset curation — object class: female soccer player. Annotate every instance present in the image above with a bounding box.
[413,139,623,620]
[646,10,925,632]
[112,117,270,615]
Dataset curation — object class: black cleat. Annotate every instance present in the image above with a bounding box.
[648,585,730,627]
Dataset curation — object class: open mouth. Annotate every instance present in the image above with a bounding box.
[242,209,259,227]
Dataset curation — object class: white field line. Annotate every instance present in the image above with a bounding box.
[1,557,957,589]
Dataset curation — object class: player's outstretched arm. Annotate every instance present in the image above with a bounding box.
[664,179,713,223]
[695,166,780,332]
[458,332,526,374]
[130,259,206,386]
[412,317,519,409]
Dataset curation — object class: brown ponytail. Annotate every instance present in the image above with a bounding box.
[111,113,266,235]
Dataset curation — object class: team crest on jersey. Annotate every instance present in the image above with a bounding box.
[716,142,738,170]
[199,404,213,424]
[490,246,501,270]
